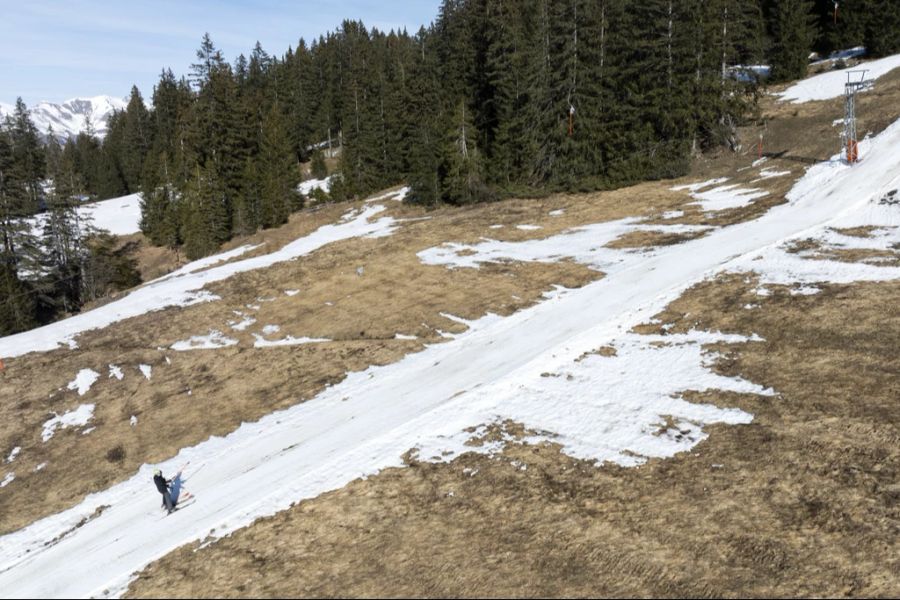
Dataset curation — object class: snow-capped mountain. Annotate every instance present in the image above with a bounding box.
[0,96,127,140]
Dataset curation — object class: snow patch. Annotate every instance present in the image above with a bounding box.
[754,168,791,181]
[411,329,765,467]
[171,331,238,352]
[252,335,331,348]
[5,447,20,464]
[158,245,261,282]
[138,365,152,380]
[79,194,142,236]
[227,315,256,331]
[687,184,768,212]
[108,365,124,380]
[41,404,95,442]
[67,369,100,396]
[298,176,333,196]
[419,219,709,271]
[364,187,409,203]
[671,177,729,192]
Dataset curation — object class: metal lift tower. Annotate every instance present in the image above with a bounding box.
[842,70,874,164]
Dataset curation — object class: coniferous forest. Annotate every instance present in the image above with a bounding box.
[3,0,900,334]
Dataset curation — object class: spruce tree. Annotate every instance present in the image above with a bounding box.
[180,162,227,259]
[42,145,91,314]
[0,124,36,333]
[310,151,328,179]
[405,27,451,205]
[121,86,152,191]
[8,98,45,215]
[234,158,261,236]
[258,103,300,228]
[863,0,900,57]
[438,98,490,205]
[770,0,817,82]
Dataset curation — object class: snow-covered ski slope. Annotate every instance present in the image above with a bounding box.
[2,119,900,598]
[779,51,900,103]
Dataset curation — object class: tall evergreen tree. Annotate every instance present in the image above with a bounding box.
[258,103,300,228]
[0,124,36,333]
[7,98,45,215]
[181,161,228,259]
[121,86,152,191]
[42,142,90,314]
[770,0,817,82]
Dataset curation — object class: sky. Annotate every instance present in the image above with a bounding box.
[0,0,442,106]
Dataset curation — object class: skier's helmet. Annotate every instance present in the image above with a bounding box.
[153,469,161,477]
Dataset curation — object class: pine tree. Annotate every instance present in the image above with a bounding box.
[121,86,152,191]
[405,27,451,205]
[258,103,300,228]
[0,124,36,333]
[863,0,900,57]
[7,98,45,215]
[441,98,490,204]
[42,144,91,314]
[180,161,228,259]
[286,39,318,161]
[770,0,817,82]
[310,150,328,179]
[234,158,261,236]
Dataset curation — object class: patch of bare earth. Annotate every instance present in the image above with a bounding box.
[125,276,899,598]
[784,236,900,267]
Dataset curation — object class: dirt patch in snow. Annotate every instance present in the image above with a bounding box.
[784,237,900,267]
[605,228,708,249]
[125,276,898,598]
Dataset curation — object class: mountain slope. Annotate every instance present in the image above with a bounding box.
[1,105,899,597]
[1,55,899,599]
[0,96,126,139]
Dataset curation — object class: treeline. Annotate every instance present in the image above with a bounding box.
[91,1,900,232]
[1,102,140,335]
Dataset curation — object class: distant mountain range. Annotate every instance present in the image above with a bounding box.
[0,96,127,140]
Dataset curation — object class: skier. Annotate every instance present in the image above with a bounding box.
[153,469,176,514]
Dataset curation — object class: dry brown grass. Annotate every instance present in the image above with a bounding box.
[784,235,900,267]
[126,276,900,599]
